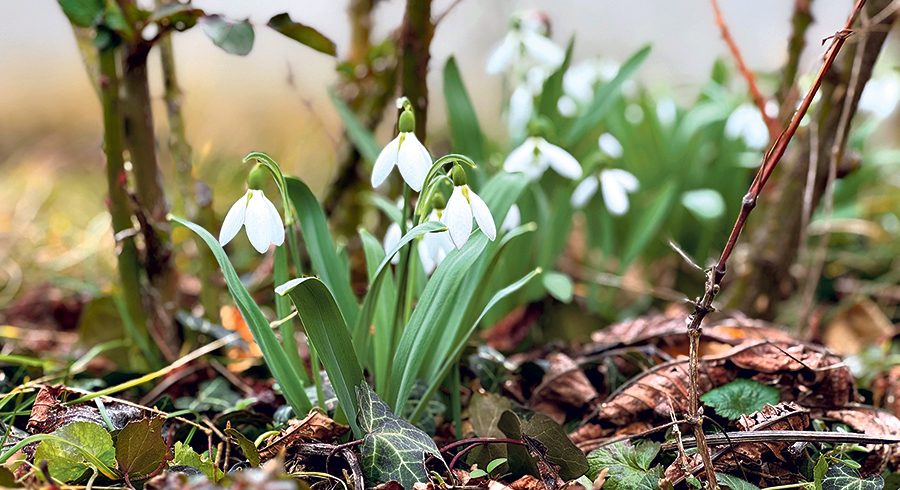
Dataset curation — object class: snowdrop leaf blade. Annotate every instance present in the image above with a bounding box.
[565,45,650,146]
[219,191,249,246]
[285,177,360,327]
[397,133,431,192]
[444,57,486,163]
[537,37,573,121]
[446,187,473,250]
[276,277,365,438]
[329,90,381,163]
[171,216,312,416]
[571,176,599,209]
[469,191,496,241]
[360,230,399,394]
[620,181,677,268]
[372,135,400,188]
[540,141,582,179]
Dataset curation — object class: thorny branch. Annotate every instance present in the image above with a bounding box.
[685,1,868,487]
[709,0,779,140]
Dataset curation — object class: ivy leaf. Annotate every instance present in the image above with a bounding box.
[815,455,829,490]
[522,414,588,481]
[821,464,884,490]
[173,442,224,482]
[718,473,761,490]
[586,441,662,490]
[356,382,443,488]
[199,15,254,56]
[267,13,336,56]
[33,421,117,483]
[58,0,103,27]
[700,379,780,420]
[115,416,168,479]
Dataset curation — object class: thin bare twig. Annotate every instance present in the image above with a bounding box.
[709,0,779,139]
[686,2,868,487]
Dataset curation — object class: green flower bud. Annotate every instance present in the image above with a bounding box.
[430,192,447,211]
[451,164,467,187]
[247,164,267,190]
[399,110,415,133]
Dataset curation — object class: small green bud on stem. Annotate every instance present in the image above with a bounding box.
[399,110,416,134]
[450,164,467,187]
[430,192,446,211]
[247,164,267,190]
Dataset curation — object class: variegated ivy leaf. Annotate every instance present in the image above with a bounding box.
[822,464,884,490]
[356,383,443,488]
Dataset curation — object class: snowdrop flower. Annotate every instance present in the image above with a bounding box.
[859,75,900,120]
[371,109,431,192]
[445,166,496,250]
[220,189,285,253]
[508,85,534,140]
[486,11,564,75]
[503,137,582,182]
[725,103,769,150]
[656,98,677,126]
[563,62,598,103]
[598,133,624,159]
[383,222,402,265]
[571,169,639,215]
[501,204,521,232]
[557,95,577,117]
[418,210,454,275]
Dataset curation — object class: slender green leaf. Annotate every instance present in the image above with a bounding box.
[58,0,103,27]
[330,90,381,163]
[359,229,398,395]
[170,216,312,415]
[199,15,254,56]
[225,428,260,468]
[276,277,365,437]
[268,13,336,56]
[443,57,485,163]
[619,181,677,268]
[564,45,651,146]
[33,422,118,482]
[357,383,443,488]
[284,176,359,327]
[364,192,404,225]
[537,38,574,122]
[542,271,573,303]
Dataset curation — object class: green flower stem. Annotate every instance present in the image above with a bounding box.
[274,246,309,387]
[98,45,160,368]
[385,185,413,391]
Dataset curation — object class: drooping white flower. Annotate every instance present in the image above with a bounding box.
[382,222,402,265]
[508,85,534,140]
[557,95,577,117]
[725,103,769,150]
[859,75,900,120]
[563,62,598,103]
[371,130,432,192]
[656,98,677,125]
[598,133,624,159]
[570,169,639,215]
[418,211,454,275]
[503,137,582,182]
[681,189,726,221]
[501,204,521,232]
[445,184,496,250]
[486,11,564,75]
[219,189,285,254]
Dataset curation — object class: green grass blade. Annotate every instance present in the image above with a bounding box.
[537,37,574,123]
[359,229,399,396]
[275,277,365,437]
[329,89,381,163]
[564,45,651,146]
[619,181,678,269]
[284,176,360,327]
[443,56,485,163]
[170,216,312,415]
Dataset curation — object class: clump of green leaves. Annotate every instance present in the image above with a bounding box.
[586,441,662,490]
[700,379,780,420]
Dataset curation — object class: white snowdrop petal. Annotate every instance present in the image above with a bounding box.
[563,62,596,102]
[521,32,564,67]
[656,99,677,125]
[372,135,401,188]
[600,171,630,216]
[508,85,534,138]
[384,223,402,265]
[682,189,726,220]
[417,238,437,275]
[503,139,537,174]
[557,96,577,117]
[486,33,517,74]
[501,204,521,232]
[245,191,275,253]
[469,190,496,241]
[606,168,639,192]
[538,140,582,179]
[445,187,473,250]
[570,176,599,209]
[219,190,250,246]
[597,133,624,159]
[260,190,285,247]
[397,132,431,192]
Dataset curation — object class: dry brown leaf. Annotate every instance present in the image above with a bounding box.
[822,299,894,356]
[528,353,599,424]
[258,411,349,461]
[27,385,143,434]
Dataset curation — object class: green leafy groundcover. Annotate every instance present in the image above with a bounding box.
[700,378,780,420]
[587,441,662,490]
[33,421,117,483]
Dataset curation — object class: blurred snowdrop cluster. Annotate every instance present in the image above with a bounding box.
[859,74,900,120]
[725,103,769,150]
[571,134,639,215]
